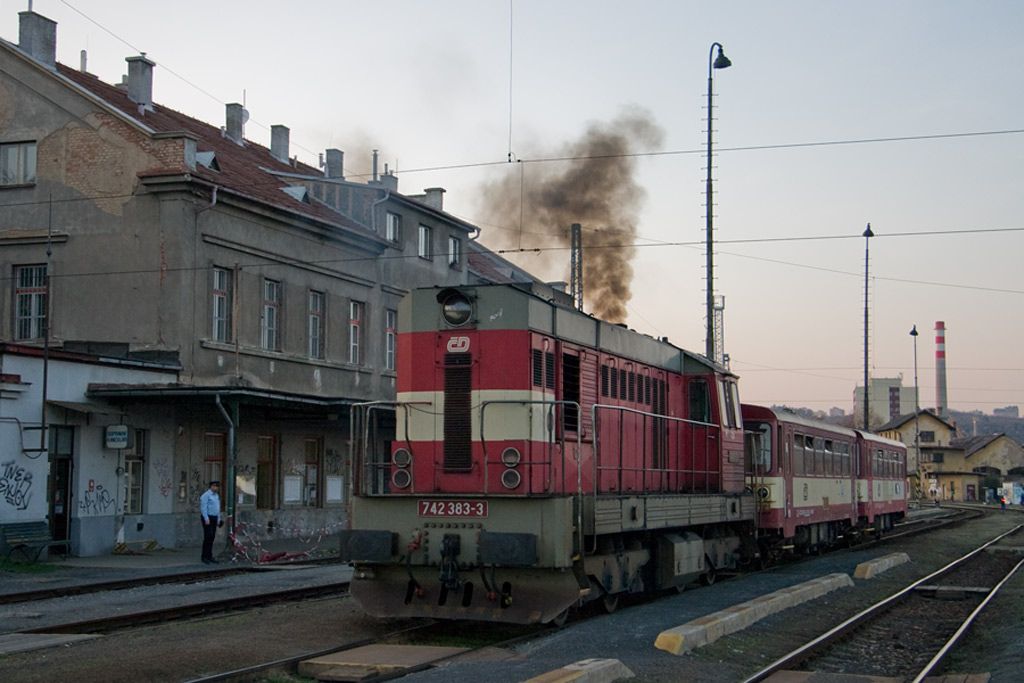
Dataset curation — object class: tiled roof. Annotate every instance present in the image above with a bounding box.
[876,410,957,433]
[54,63,373,235]
[952,434,1003,457]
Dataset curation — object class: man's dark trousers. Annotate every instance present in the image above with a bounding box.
[201,516,219,562]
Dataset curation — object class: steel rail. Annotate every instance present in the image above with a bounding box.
[740,523,1023,683]
[910,553,1024,682]
[0,557,347,606]
[17,581,350,634]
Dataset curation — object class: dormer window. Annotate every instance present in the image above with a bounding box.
[281,185,310,203]
[1,141,37,186]
[195,151,220,171]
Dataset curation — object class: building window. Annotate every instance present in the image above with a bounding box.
[386,212,402,243]
[261,279,281,351]
[303,438,322,507]
[418,225,432,259]
[348,301,364,364]
[257,436,276,510]
[14,264,47,340]
[447,235,462,267]
[124,429,146,515]
[204,433,226,490]
[920,430,935,443]
[385,308,397,371]
[0,141,36,186]
[211,267,232,342]
[308,290,325,359]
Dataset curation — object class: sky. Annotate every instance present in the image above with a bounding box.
[3,0,1022,415]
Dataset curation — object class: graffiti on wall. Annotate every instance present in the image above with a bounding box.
[187,468,203,511]
[79,480,115,515]
[0,460,33,511]
[154,457,173,498]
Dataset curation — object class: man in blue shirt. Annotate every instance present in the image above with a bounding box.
[199,481,222,564]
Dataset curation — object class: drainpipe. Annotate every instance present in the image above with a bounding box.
[370,188,390,234]
[214,393,238,546]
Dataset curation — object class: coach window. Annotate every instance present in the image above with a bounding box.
[688,380,710,423]
[824,440,834,475]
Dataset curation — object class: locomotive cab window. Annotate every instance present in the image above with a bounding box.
[746,422,772,472]
[561,351,580,433]
[688,380,710,423]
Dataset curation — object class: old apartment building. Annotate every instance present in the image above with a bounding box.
[0,10,529,555]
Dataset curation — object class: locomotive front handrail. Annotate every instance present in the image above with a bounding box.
[479,398,584,556]
[350,400,433,496]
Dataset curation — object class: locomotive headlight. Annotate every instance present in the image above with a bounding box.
[392,469,412,489]
[440,291,472,327]
[501,468,522,490]
[393,448,412,468]
[500,447,522,468]
[757,485,771,500]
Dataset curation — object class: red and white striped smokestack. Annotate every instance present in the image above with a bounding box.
[935,321,948,417]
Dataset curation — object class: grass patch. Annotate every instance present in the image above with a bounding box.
[0,558,64,574]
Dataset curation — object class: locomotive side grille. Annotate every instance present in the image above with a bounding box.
[444,353,472,471]
[531,349,555,389]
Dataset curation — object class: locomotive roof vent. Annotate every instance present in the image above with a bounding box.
[437,288,474,327]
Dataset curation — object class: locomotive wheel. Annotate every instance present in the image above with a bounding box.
[602,592,619,614]
[549,608,570,627]
[700,556,717,586]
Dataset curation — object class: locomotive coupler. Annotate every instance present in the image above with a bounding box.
[439,534,462,590]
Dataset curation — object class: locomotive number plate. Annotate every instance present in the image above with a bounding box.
[418,499,489,518]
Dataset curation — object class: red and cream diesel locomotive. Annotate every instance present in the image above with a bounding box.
[340,283,907,624]
[342,282,755,624]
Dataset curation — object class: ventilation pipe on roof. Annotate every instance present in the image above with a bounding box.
[325,149,344,179]
[80,49,87,72]
[126,54,155,111]
[271,125,290,163]
[18,9,57,69]
[225,103,245,144]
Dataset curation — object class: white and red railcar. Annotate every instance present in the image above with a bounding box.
[342,284,755,624]
[742,405,907,557]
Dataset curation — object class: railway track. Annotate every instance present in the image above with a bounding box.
[741,524,1024,682]
[0,556,347,606]
[184,618,546,683]
[15,581,351,635]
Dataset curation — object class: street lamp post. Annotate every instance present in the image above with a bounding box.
[862,223,873,430]
[705,42,731,361]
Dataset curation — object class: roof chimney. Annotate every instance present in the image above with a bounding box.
[126,54,155,111]
[423,187,446,210]
[371,149,379,182]
[324,148,344,179]
[380,166,398,192]
[18,10,57,69]
[80,49,87,72]
[225,103,245,144]
[270,125,289,163]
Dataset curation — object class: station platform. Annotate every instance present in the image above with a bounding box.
[0,534,342,599]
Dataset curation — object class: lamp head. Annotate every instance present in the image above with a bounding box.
[910,325,918,337]
[713,46,732,69]
[863,223,874,238]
